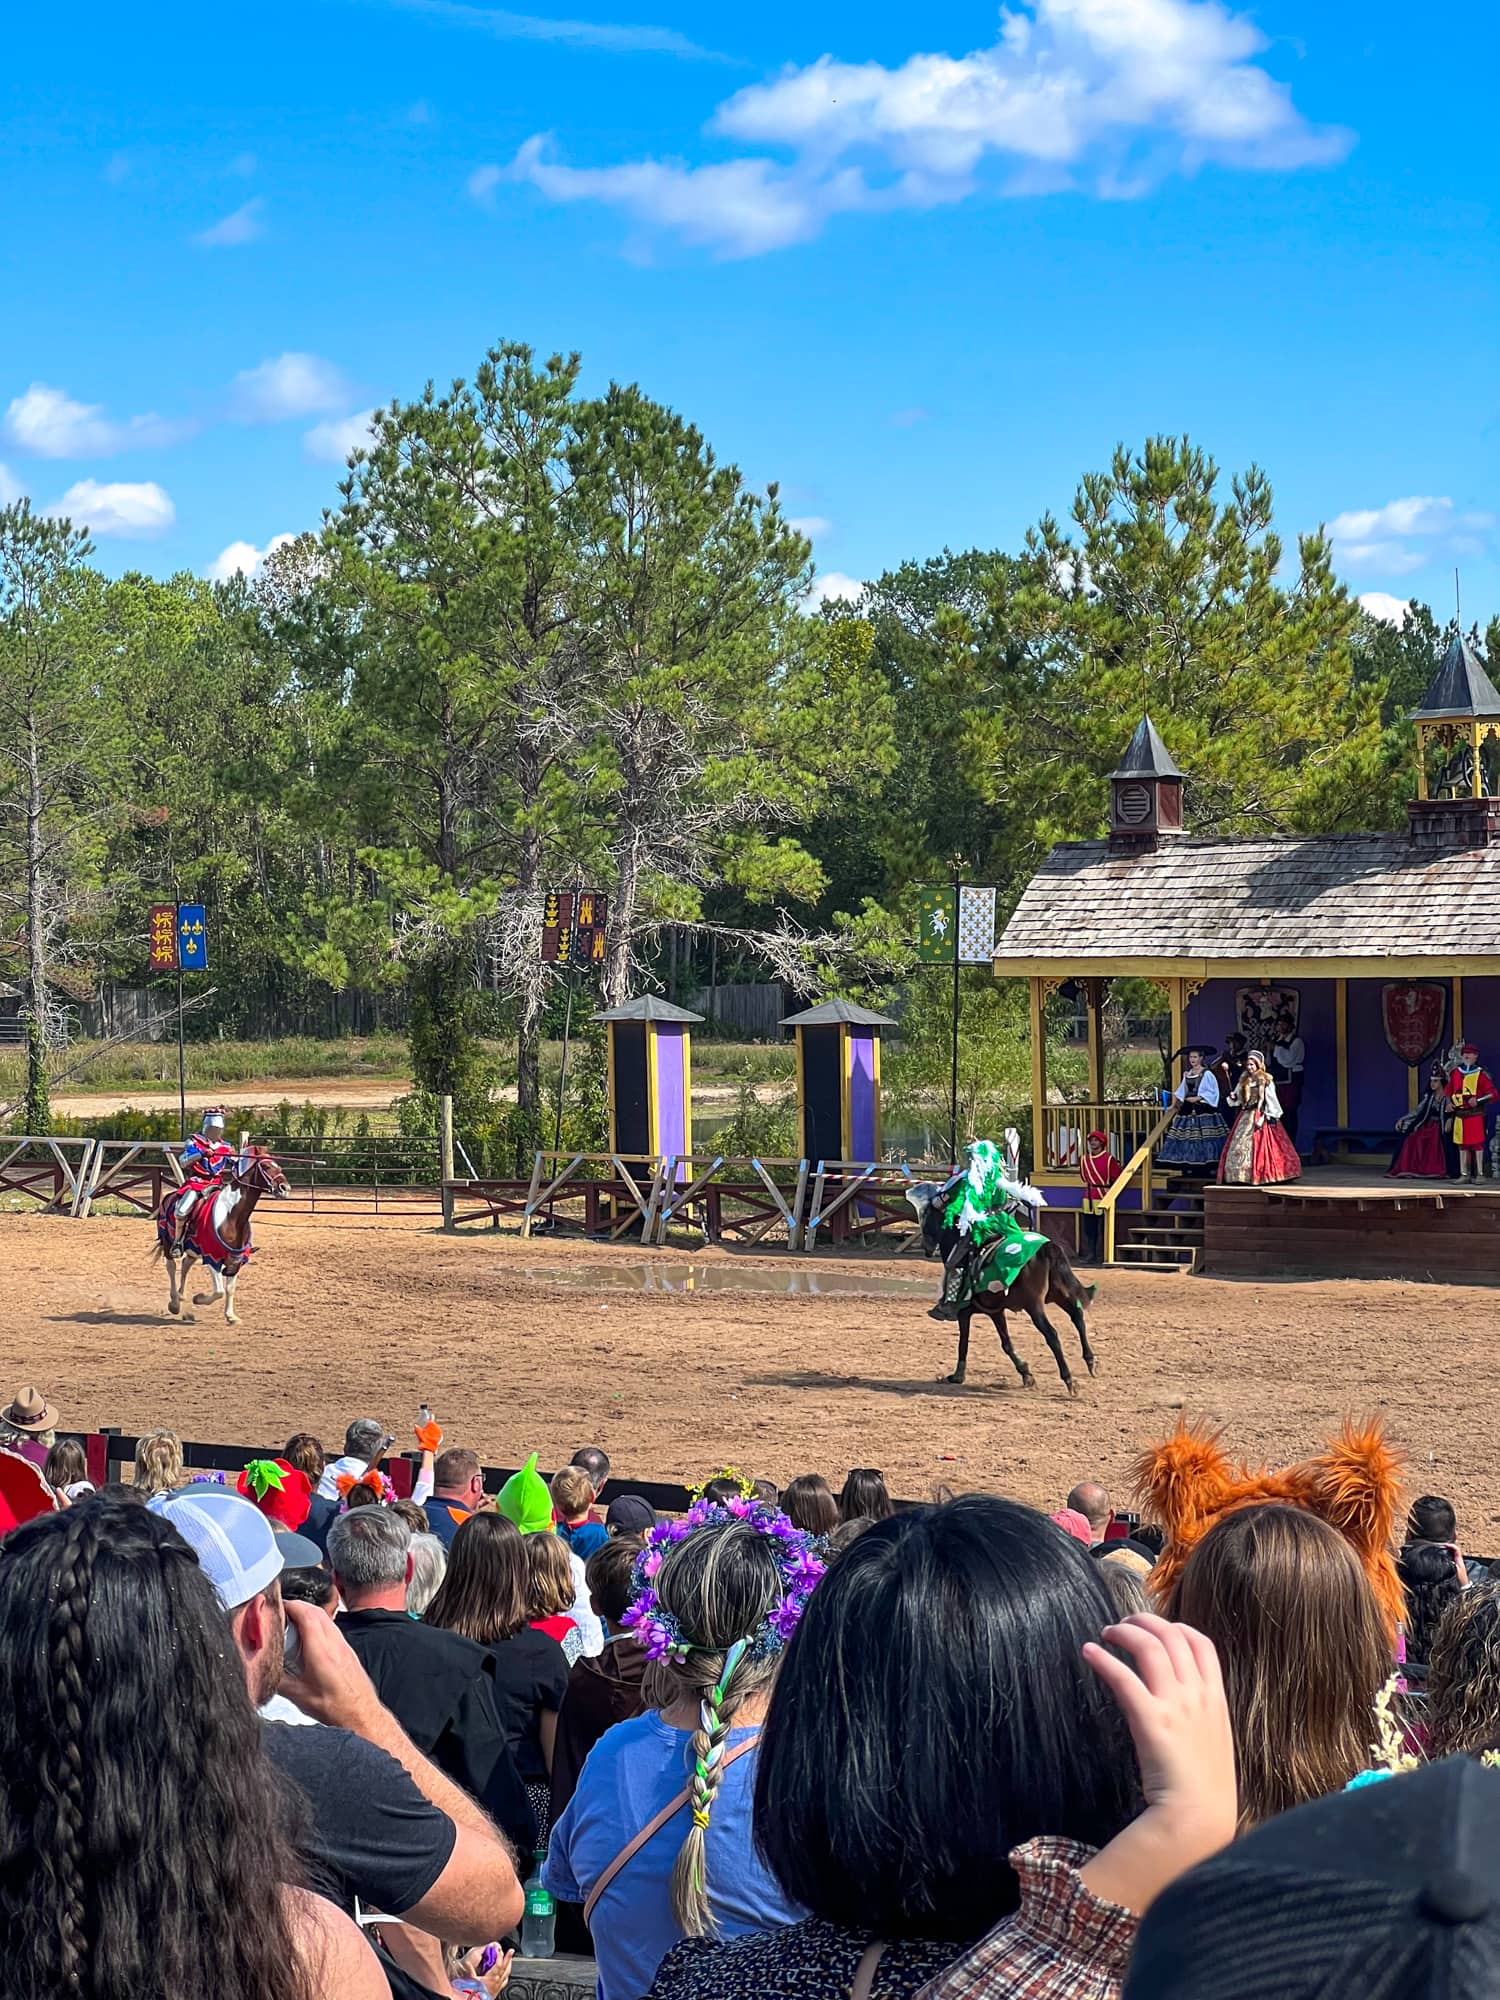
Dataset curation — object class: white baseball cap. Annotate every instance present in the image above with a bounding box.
[150,1486,320,1610]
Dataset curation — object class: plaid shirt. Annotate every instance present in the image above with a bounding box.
[915,1838,1136,2000]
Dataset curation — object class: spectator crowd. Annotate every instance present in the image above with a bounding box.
[3,1379,1500,2000]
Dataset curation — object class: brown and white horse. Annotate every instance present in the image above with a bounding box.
[154,1147,290,1324]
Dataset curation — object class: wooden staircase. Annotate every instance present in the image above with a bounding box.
[1112,1174,1209,1271]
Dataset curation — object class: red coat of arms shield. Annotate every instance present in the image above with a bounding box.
[1381,982,1447,1066]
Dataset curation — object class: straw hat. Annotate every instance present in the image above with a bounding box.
[2,1387,56,1433]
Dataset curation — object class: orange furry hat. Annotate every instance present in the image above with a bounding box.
[1132,1417,1406,1641]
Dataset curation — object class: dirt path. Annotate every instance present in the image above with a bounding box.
[49,1078,771,1118]
[0,1210,1492,1532]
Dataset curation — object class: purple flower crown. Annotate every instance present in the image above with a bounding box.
[621,1496,826,1664]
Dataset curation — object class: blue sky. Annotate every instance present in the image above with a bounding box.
[3,0,1495,628]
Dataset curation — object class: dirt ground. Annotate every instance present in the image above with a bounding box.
[1,1209,1495,1533]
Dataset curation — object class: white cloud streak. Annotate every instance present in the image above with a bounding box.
[231,353,353,423]
[0,463,22,505]
[194,197,266,248]
[204,533,297,583]
[497,0,1352,256]
[47,480,175,538]
[789,515,831,539]
[387,0,725,58]
[3,383,184,460]
[304,409,379,463]
[1329,495,1496,576]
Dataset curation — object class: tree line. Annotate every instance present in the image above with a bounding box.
[1,342,1491,1146]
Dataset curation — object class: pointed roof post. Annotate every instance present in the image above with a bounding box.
[1109,714,1185,779]
[1410,634,1500,721]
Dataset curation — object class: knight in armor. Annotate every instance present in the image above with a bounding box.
[928,1137,1047,1322]
[169,1109,236,1242]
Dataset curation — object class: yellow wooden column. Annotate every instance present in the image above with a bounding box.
[1169,978,1187,1073]
[1085,979,1107,1106]
[1335,980,1349,1128]
[1029,977,1047,1174]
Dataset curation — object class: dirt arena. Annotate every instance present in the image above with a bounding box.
[1,1208,1495,1530]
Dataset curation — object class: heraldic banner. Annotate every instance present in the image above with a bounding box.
[1382,981,1446,1067]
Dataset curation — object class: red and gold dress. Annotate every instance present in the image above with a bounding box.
[1218,1070,1301,1186]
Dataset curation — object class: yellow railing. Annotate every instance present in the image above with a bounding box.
[1098,1103,1180,1263]
[1038,1101,1165,1180]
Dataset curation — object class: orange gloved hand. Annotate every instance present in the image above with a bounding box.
[415,1421,443,1454]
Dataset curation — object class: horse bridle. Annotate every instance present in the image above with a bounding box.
[232,1151,285,1196]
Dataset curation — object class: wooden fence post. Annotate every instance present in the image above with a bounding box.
[439,1094,455,1230]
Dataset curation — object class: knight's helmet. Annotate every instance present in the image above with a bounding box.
[202,1108,226,1136]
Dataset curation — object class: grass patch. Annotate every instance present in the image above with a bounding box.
[4,1034,413,1097]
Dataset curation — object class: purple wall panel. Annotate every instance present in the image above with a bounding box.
[1347,978,1423,1132]
[849,1032,877,1160]
[1186,977,1337,1139]
[654,1026,687,1158]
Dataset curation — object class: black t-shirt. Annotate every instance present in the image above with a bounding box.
[263,1719,456,1918]
[487,1628,570,1783]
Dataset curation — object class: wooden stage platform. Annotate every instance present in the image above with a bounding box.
[1203,1166,1500,1283]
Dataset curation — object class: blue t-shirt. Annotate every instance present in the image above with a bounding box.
[544,1712,800,2000]
[559,1518,610,1562]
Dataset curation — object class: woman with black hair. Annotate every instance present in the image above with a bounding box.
[836,1468,892,1525]
[0,1498,383,2000]
[1397,1541,1465,1686]
[650,1496,1236,2000]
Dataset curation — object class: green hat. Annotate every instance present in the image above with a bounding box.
[497,1452,554,1535]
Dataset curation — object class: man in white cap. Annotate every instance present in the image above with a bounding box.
[152,1487,522,1964]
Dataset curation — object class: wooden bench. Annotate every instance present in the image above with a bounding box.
[1308,1127,1396,1166]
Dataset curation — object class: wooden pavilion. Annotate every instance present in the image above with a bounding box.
[991,636,1500,1281]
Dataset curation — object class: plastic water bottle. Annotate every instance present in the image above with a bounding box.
[521,1865,556,1959]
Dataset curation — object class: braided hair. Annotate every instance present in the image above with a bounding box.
[642,1520,786,1938]
[0,1499,313,2000]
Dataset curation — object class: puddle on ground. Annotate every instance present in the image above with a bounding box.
[518,1259,933,1300]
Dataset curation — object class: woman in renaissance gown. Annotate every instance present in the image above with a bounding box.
[1218,1050,1301,1186]
[1158,1047,1230,1169]
[1389,1061,1449,1180]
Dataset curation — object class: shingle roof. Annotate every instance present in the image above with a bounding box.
[1411,635,1500,721]
[781,1000,898,1027]
[1110,715,1184,779]
[993,834,1500,963]
[592,996,704,1024]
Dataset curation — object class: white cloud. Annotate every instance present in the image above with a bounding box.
[194,197,266,248]
[47,479,175,538]
[104,151,132,185]
[3,382,182,460]
[1358,593,1412,627]
[231,353,353,423]
[387,0,724,60]
[503,0,1353,256]
[1328,495,1497,577]
[304,408,379,464]
[204,533,297,583]
[0,463,22,505]
[468,163,504,199]
[806,569,864,606]
[789,514,831,539]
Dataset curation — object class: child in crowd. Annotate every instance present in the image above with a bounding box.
[554,1465,609,1561]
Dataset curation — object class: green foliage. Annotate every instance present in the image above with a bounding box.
[707,1083,799,1158]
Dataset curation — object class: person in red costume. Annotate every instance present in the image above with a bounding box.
[1446,1042,1498,1180]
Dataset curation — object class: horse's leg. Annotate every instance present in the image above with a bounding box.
[990,1305,1036,1390]
[946,1311,972,1385]
[1049,1274,1098,1376]
[165,1248,182,1316]
[223,1266,239,1326]
[1026,1303,1077,1397]
[193,1267,225,1308]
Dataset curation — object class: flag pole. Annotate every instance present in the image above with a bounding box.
[949,868,962,1168]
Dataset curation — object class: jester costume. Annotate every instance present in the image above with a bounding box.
[928,1138,1049,1321]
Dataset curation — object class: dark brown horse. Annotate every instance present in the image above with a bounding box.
[906,1182,1099,1395]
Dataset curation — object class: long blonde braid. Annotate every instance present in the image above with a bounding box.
[641,1522,783,1937]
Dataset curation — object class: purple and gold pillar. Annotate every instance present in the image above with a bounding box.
[782,1000,898,1163]
[594,997,705,1162]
